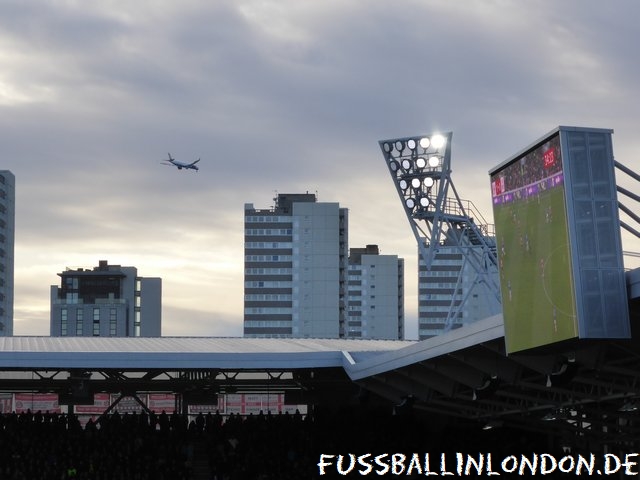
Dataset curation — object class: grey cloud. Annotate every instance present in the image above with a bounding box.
[3,0,640,335]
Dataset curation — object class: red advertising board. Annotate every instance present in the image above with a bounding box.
[224,393,284,415]
[14,393,61,413]
[0,394,12,413]
[148,393,177,413]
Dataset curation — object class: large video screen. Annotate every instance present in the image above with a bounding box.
[491,133,578,353]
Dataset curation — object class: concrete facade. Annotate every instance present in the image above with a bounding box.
[244,193,348,338]
[418,238,500,339]
[347,245,404,340]
[0,171,14,336]
[50,260,161,337]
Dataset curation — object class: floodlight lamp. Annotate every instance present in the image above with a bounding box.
[389,160,399,172]
[419,197,429,207]
[411,178,421,189]
[431,134,446,149]
[401,159,412,170]
[399,179,409,190]
[407,139,417,150]
[405,198,416,209]
[415,157,427,169]
[419,137,430,149]
[424,177,434,188]
[395,141,404,151]
[428,156,440,168]
[383,142,391,153]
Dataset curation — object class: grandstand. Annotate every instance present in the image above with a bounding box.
[1,279,640,434]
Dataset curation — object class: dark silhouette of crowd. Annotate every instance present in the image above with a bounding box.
[0,409,192,480]
[0,404,598,479]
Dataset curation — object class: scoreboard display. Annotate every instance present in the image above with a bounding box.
[490,127,630,354]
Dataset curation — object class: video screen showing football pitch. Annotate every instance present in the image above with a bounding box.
[491,135,578,353]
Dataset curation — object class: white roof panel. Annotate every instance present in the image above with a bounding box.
[0,316,507,377]
[0,336,415,371]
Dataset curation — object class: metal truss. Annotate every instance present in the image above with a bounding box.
[615,160,640,241]
[356,335,640,450]
[379,132,501,331]
[0,368,306,413]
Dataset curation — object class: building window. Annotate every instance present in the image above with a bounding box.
[76,309,83,336]
[109,308,117,336]
[61,308,68,336]
[134,310,141,337]
[93,308,100,336]
[66,292,78,304]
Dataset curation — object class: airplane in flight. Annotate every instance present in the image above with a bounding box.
[161,153,200,171]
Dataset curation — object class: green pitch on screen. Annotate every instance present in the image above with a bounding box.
[495,184,578,353]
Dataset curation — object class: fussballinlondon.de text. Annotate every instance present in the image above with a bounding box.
[317,453,640,476]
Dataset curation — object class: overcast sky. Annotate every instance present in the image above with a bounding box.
[2,0,639,338]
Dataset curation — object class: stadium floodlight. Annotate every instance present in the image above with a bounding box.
[431,134,446,149]
[379,132,453,218]
[379,131,502,336]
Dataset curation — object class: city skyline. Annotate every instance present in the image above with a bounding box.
[2,1,640,337]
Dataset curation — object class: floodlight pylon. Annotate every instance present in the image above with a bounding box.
[379,132,502,332]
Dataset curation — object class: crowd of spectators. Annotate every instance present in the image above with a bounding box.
[0,405,591,479]
[0,408,192,479]
[500,138,563,195]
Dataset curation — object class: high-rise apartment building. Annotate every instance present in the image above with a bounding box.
[347,245,404,340]
[50,260,161,337]
[244,193,348,338]
[0,171,14,336]
[418,235,500,340]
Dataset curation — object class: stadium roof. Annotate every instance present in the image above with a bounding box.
[0,268,637,447]
[0,336,414,370]
[0,314,506,375]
